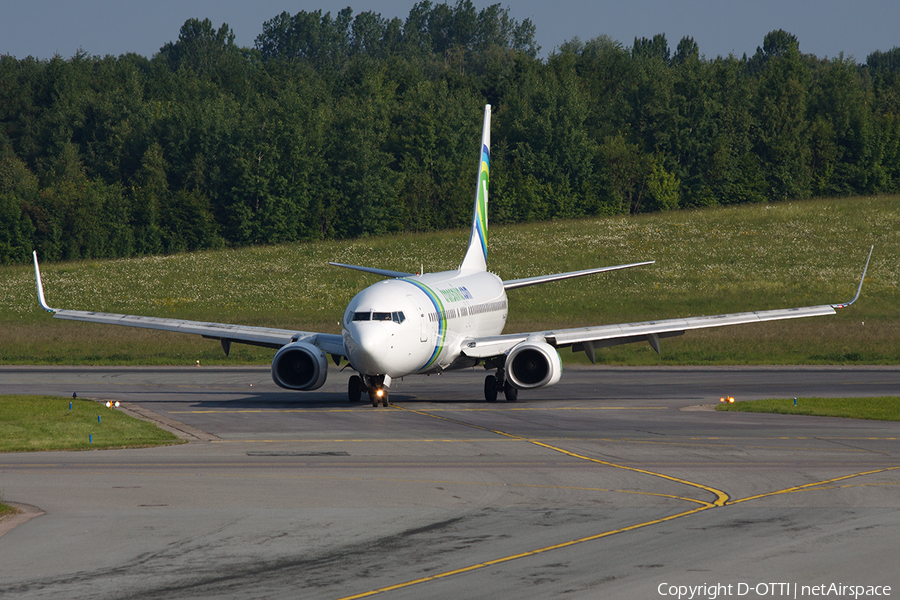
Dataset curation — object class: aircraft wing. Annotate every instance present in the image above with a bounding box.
[465,247,873,362]
[33,252,345,357]
[462,305,836,360]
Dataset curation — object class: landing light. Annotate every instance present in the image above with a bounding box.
[376,389,385,398]
[719,396,735,404]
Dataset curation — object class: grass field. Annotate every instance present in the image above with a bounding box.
[1,195,898,366]
[717,397,900,420]
[0,499,14,517]
[0,395,182,452]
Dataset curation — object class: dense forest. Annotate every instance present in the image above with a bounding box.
[1,1,900,264]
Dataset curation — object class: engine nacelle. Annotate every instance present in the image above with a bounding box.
[505,339,562,389]
[271,342,328,390]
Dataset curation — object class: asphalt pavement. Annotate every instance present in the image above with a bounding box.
[1,365,898,600]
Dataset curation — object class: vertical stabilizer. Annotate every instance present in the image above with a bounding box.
[459,105,491,273]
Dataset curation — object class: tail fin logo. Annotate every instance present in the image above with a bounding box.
[460,105,491,273]
[475,143,489,259]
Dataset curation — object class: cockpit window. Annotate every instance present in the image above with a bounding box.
[353,310,406,324]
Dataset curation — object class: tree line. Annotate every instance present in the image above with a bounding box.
[1,1,899,264]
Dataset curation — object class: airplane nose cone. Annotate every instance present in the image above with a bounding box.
[345,323,390,374]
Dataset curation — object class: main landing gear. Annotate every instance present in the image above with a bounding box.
[349,374,389,407]
[484,368,517,403]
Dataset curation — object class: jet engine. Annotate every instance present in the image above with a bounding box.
[505,339,562,389]
[271,342,328,390]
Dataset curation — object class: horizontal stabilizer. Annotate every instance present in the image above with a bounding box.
[328,262,416,278]
[503,261,654,290]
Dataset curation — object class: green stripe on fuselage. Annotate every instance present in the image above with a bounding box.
[400,279,446,371]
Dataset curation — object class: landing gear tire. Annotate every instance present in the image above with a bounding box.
[369,388,379,407]
[484,375,498,402]
[503,381,518,402]
[349,375,363,402]
[381,391,389,407]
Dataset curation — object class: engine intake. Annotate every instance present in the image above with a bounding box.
[506,339,562,389]
[271,342,328,390]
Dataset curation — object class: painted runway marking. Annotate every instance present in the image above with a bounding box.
[335,504,714,600]
[331,405,900,600]
[331,405,729,600]
[728,466,900,505]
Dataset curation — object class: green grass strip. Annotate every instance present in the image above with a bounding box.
[717,397,900,421]
[0,395,183,452]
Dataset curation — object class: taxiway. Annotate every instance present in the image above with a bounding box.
[1,365,898,599]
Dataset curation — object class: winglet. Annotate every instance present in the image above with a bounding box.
[831,245,874,309]
[459,104,491,274]
[33,251,58,313]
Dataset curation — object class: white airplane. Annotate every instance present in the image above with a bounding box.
[34,105,872,407]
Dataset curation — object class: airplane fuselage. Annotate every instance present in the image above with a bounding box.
[342,269,507,378]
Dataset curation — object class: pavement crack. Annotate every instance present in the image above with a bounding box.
[817,437,887,455]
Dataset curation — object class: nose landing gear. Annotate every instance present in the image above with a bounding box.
[368,387,389,407]
[349,374,390,407]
